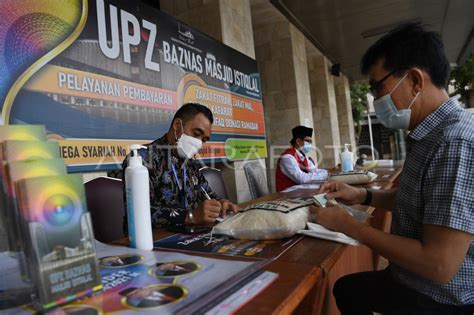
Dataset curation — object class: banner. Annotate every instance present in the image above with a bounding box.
[0,0,266,172]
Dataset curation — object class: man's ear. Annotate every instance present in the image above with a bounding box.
[408,68,424,95]
[295,137,303,147]
[172,118,182,131]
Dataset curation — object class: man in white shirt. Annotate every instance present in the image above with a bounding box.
[275,126,328,191]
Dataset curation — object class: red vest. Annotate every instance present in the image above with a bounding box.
[276,147,310,192]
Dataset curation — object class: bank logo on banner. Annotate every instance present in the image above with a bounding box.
[178,24,195,45]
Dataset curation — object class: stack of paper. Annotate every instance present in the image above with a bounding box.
[282,183,321,192]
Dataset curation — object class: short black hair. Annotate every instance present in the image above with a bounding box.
[361,23,450,88]
[171,103,213,126]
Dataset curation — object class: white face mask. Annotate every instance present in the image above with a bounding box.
[175,122,203,159]
[374,73,420,130]
[302,141,312,154]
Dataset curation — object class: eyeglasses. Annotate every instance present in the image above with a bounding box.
[369,68,409,97]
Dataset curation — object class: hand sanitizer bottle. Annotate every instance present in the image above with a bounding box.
[125,145,153,250]
[340,144,354,173]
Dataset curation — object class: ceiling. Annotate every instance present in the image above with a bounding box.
[270,0,473,81]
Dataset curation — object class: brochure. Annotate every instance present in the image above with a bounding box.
[0,125,47,252]
[16,174,102,310]
[4,158,66,253]
[1,241,275,314]
[155,232,303,260]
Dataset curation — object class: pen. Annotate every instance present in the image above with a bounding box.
[200,186,212,200]
[201,186,226,222]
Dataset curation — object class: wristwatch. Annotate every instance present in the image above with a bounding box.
[362,188,372,206]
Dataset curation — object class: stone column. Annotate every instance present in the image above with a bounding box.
[306,46,342,168]
[335,75,357,151]
[217,0,261,203]
[251,0,315,192]
[161,0,262,203]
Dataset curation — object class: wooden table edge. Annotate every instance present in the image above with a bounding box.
[266,265,322,315]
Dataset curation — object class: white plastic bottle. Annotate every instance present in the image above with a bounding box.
[125,144,153,250]
[340,143,354,173]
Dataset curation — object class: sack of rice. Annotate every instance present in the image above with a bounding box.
[213,198,312,240]
[329,171,377,185]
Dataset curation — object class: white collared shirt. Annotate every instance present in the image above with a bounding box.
[280,149,328,183]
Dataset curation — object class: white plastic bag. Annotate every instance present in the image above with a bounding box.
[213,198,312,240]
[329,171,377,185]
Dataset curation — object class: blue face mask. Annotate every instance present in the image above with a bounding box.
[302,141,312,154]
[374,74,420,130]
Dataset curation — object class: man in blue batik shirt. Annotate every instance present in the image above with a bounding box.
[314,24,473,314]
[122,103,239,229]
